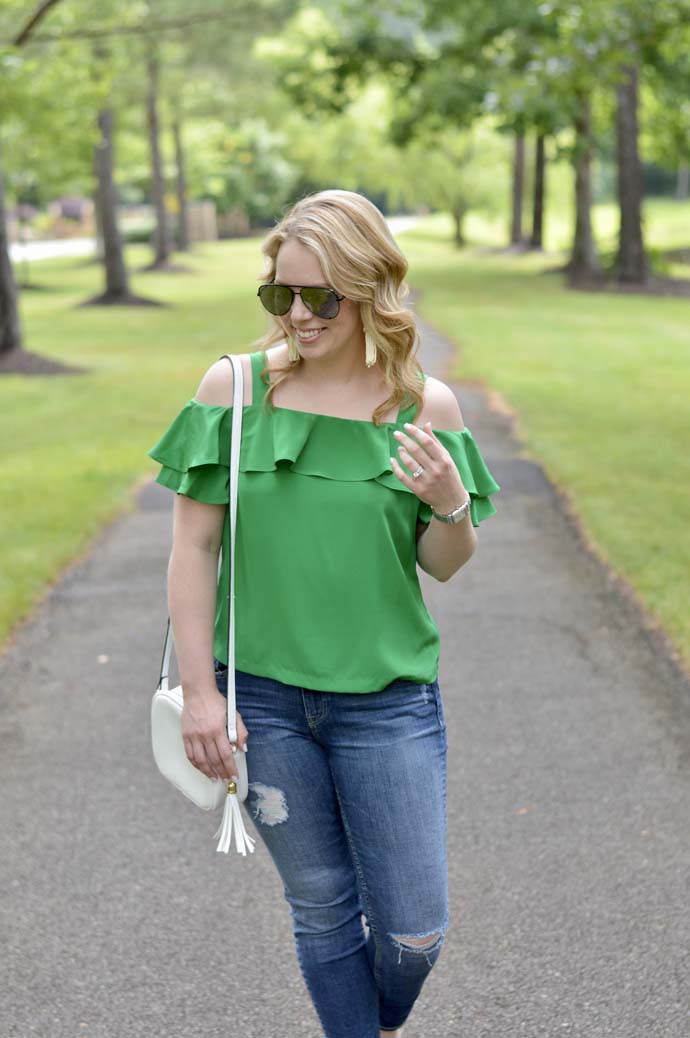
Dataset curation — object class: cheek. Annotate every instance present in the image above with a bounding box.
[335,301,361,334]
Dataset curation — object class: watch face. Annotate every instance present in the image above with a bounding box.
[452,501,470,522]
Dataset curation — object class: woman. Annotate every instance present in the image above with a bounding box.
[147,189,500,1038]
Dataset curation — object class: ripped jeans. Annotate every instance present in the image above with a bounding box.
[213,660,449,1038]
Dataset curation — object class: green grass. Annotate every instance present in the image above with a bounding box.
[399,211,690,669]
[1,212,690,676]
[0,241,269,649]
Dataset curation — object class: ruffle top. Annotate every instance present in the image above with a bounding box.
[147,349,500,692]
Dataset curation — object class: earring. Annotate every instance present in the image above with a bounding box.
[287,335,299,362]
[365,330,377,368]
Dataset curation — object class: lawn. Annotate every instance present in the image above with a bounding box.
[0,240,268,650]
[400,209,690,671]
[1,211,689,675]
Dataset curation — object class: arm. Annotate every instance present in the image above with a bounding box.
[168,494,225,698]
[170,356,235,698]
[415,505,477,583]
[392,377,478,583]
[167,359,249,781]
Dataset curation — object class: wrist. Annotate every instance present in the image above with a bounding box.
[430,494,471,525]
[430,491,470,516]
[181,679,222,704]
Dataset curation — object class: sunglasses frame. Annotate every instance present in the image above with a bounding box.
[257,283,346,320]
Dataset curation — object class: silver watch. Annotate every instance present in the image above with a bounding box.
[431,497,471,525]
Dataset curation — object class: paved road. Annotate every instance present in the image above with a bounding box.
[1,313,688,1038]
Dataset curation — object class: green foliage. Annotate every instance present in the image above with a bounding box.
[1,41,102,202]
[271,80,407,207]
[3,0,690,236]
[184,118,297,223]
[396,119,511,226]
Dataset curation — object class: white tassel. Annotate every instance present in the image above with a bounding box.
[214,784,256,855]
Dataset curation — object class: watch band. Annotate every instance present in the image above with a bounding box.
[431,496,471,524]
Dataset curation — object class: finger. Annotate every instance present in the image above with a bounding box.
[206,743,231,781]
[397,445,423,478]
[236,717,249,754]
[403,422,440,452]
[393,428,429,463]
[188,737,216,780]
[214,733,240,781]
[389,453,415,489]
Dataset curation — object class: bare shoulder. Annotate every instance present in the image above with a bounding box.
[193,352,253,407]
[417,376,465,431]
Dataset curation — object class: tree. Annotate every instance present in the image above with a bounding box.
[397,120,510,245]
[615,59,647,282]
[568,91,603,280]
[1,0,69,361]
[0,137,21,358]
[143,46,173,270]
[530,132,546,249]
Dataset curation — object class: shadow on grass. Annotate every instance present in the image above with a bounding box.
[0,349,90,376]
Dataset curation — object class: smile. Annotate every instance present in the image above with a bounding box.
[295,328,326,342]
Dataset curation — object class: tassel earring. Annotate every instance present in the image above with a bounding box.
[365,330,377,368]
[287,334,300,362]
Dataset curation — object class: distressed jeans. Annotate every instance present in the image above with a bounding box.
[213,660,449,1038]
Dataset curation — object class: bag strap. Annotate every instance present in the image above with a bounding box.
[157,353,244,747]
[223,353,243,745]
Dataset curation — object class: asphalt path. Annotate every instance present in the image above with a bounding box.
[1,309,689,1038]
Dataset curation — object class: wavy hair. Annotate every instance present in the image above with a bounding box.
[249,189,424,426]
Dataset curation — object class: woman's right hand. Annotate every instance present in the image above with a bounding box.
[181,689,249,782]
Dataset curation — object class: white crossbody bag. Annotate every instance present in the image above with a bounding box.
[151,354,256,856]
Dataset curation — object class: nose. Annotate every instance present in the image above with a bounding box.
[288,291,313,324]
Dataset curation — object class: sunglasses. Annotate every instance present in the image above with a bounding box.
[257,283,345,320]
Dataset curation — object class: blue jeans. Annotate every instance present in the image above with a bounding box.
[213,660,449,1038]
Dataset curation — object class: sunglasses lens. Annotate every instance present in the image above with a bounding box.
[259,284,293,315]
[302,288,340,319]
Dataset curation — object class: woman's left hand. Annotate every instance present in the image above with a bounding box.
[390,422,469,514]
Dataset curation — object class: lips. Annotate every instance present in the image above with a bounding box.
[295,328,326,342]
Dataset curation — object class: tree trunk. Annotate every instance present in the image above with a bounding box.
[0,139,23,357]
[676,160,689,201]
[452,204,466,246]
[510,132,525,246]
[568,92,602,281]
[93,188,104,262]
[173,111,190,251]
[529,133,546,249]
[614,62,648,283]
[95,108,129,297]
[146,52,171,267]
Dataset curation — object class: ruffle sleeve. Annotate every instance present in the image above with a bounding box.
[146,400,230,504]
[377,426,500,527]
[147,398,500,524]
[425,427,500,526]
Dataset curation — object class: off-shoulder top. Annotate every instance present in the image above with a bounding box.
[146,349,500,692]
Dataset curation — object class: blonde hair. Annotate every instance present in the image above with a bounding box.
[249,189,424,426]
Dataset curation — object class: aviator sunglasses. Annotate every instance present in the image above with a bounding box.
[257,283,345,320]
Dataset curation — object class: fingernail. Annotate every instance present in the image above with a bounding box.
[242,744,248,752]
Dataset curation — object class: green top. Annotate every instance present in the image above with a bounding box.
[147,349,500,692]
